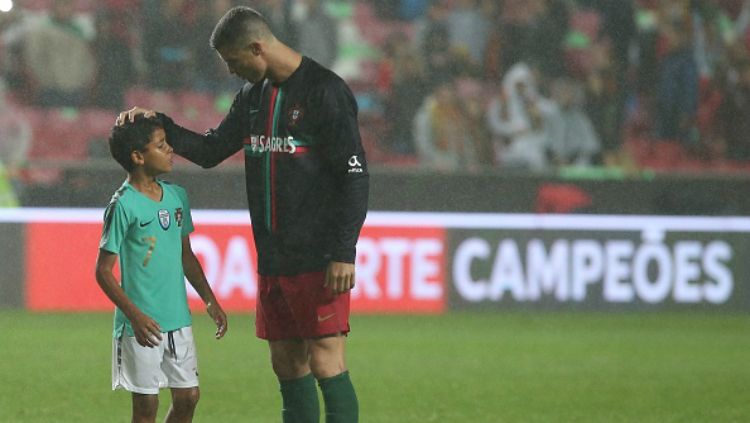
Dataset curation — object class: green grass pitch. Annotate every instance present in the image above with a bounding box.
[0,311,748,422]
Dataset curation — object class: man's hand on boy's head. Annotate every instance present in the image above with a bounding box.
[116,107,157,126]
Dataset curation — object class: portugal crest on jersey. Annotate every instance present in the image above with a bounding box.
[158,209,171,230]
[175,208,183,227]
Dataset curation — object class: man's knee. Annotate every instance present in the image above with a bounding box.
[309,353,346,379]
[271,352,310,379]
[270,340,310,379]
[172,388,200,413]
[309,336,346,379]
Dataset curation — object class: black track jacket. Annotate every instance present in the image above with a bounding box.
[161,57,369,276]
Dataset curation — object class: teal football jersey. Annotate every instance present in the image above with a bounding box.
[100,180,195,338]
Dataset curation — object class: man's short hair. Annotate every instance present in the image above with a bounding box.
[109,116,163,172]
[210,6,273,51]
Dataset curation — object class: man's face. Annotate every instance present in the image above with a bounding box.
[218,44,266,83]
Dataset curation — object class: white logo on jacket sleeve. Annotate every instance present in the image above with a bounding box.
[348,155,363,173]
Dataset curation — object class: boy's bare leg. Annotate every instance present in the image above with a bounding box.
[132,393,159,423]
[164,387,200,423]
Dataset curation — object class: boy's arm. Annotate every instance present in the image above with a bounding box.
[94,249,163,348]
[182,236,228,339]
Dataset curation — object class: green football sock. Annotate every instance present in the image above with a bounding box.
[280,373,320,423]
[318,371,359,423]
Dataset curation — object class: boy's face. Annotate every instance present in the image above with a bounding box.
[133,128,173,174]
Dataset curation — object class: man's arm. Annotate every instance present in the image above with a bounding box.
[94,249,163,347]
[117,84,259,168]
[159,112,244,169]
[318,79,370,293]
[182,236,228,339]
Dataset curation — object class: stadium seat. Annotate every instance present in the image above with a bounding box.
[21,0,98,13]
[353,1,413,46]
[636,140,688,170]
[27,108,88,160]
[80,108,118,139]
[569,9,601,39]
[178,91,217,119]
[124,88,180,115]
[535,183,592,213]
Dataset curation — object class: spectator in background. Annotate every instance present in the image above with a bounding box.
[497,0,565,78]
[0,78,31,204]
[455,77,494,168]
[0,3,32,92]
[417,4,470,91]
[413,0,448,55]
[656,20,700,144]
[546,77,601,166]
[372,0,428,21]
[589,0,636,75]
[399,0,430,21]
[0,160,18,208]
[481,0,505,80]
[413,76,492,172]
[716,58,750,160]
[635,2,661,96]
[533,0,570,79]
[258,0,295,46]
[382,34,427,155]
[585,40,627,164]
[446,0,490,67]
[142,0,195,89]
[92,6,137,110]
[581,0,635,161]
[23,0,96,107]
[414,79,483,172]
[193,0,245,92]
[692,1,728,79]
[291,0,338,68]
[486,62,553,170]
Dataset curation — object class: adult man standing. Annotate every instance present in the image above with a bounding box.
[118,7,367,423]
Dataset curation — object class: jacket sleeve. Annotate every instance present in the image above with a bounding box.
[160,84,257,168]
[317,78,370,263]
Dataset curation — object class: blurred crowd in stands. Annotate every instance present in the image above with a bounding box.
[1,0,750,205]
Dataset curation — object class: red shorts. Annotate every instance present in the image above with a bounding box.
[255,271,351,341]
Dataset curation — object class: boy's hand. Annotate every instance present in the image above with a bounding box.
[131,311,162,348]
[116,107,156,126]
[207,301,228,339]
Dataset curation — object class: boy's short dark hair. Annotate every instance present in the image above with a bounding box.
[109,116,164,172]
[210,6,272,51]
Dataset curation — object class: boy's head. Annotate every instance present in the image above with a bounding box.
[109,116,172,173]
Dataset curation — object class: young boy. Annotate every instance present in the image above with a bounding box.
[95,116,228,423]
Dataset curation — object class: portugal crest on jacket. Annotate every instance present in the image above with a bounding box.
[287,105,304,127]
